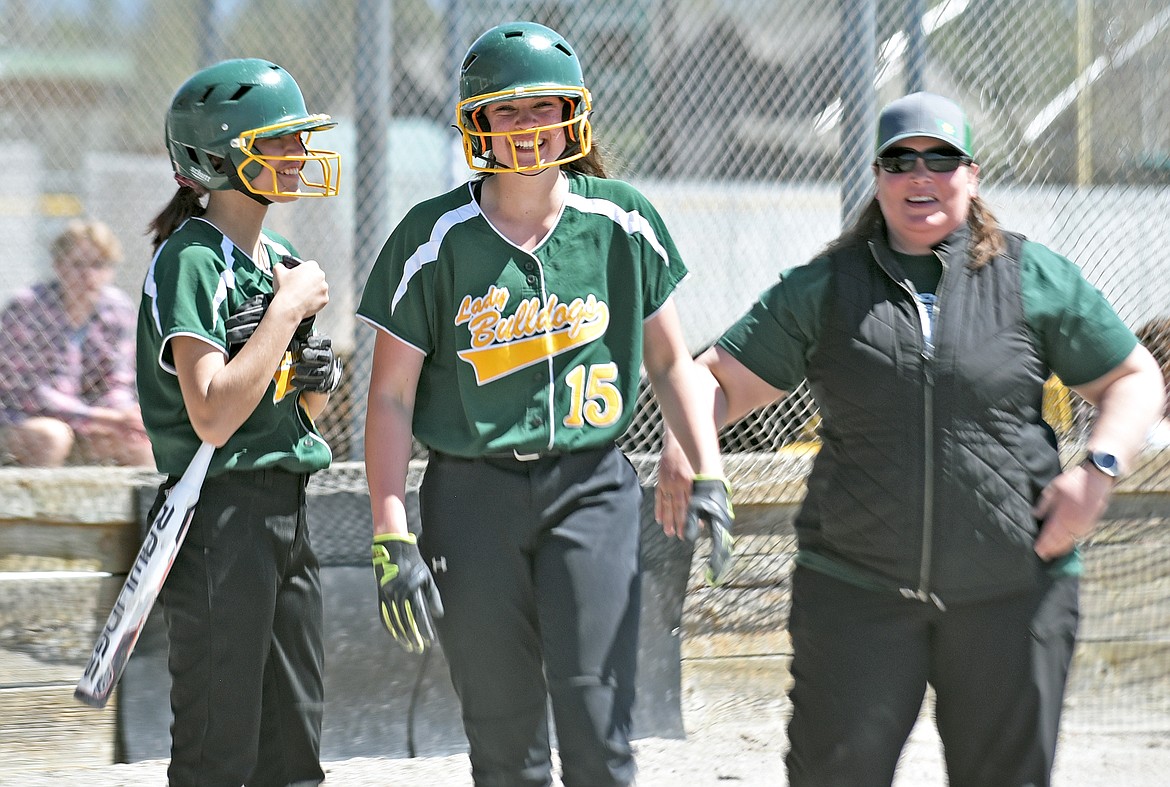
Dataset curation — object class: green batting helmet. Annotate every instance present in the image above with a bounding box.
[456,22,593,173]
[166,58,340,198]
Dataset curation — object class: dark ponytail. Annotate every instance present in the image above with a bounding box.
[148,185,207,251]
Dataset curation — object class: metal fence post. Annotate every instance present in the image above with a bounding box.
[906,0,927,94]
[840,0,878,228]
[349,0,393,460]
[198,0,221,67]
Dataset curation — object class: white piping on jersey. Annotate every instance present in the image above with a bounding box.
[527,250,557,452]
[389,184,671,313]
[144,240,164,337]
[210,233,236,320]
[470,182,567,452]
[390,198,482,314]
[383,184,668,452]
[354,314,428,357]
[155,332,224,376]
[260,235,291,266]
[145,217,286,376]
[562,191,671,267]
[644,270,690,323]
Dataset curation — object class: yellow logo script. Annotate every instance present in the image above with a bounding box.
[455,286,610,385]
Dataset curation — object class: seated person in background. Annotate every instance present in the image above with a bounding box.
[0,219,152,467]
[1136,317,1170,448]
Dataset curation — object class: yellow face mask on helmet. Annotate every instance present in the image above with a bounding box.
[232,116,341,198]
[457,88,593,174]
[456,22,593,174]
[167,58,341,199]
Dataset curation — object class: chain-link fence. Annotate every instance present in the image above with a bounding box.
[2,0,1169,464]
[1,0,1169,732]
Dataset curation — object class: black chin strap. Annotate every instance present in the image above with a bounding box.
[224,162,273,206]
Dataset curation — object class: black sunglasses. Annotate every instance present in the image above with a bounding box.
[876,147,973,174]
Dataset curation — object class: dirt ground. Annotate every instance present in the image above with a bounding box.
[7,712,1169,786]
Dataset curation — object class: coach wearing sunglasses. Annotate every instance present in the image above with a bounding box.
[656,92,1163,786]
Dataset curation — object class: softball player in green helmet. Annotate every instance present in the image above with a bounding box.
[358,21,733,787]
[137,58,342,787]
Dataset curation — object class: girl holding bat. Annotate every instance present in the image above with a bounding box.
[136,58,342,787]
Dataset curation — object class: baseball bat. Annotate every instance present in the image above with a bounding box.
[75,440,215,708]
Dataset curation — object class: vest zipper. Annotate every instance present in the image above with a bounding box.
[914,358,945,611]
[877,241,948,612]
[917,251,948,610]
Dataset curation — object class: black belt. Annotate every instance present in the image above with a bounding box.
[430,448,559,463]
[487,448,558,461]
[431,444,613,464]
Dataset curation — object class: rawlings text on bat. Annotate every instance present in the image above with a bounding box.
[75,441,215,708]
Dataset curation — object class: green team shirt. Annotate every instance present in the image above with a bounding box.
[719,239,1138,581]
[357,172,688,457]
[136,217,332,477]
[719,239,1137,392]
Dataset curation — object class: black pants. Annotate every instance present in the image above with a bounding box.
[153,468,325,787]
[420,445,642,787]
[785,565,1079,787]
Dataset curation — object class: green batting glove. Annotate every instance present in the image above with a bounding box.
[684,476,736,586]
[371,532,444,654]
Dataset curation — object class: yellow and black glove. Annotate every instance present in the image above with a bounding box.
[684,476,736,586]
[371,533,444,653]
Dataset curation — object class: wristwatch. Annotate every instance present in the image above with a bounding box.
[1083,450,1122,480]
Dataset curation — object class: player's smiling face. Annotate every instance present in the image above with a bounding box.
[482,96,567,170]
[874,135,979,254]
[248,133,308,201]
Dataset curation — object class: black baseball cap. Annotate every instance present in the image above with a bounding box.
[875,92,973,157]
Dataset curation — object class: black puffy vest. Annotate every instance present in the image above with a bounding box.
[796,226,1062,603]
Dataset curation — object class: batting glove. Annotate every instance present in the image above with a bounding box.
[684,476,736,586]
[371,533,444,654]
[224,293,314,357]
[291,334,343,394]
[225,294,271,356]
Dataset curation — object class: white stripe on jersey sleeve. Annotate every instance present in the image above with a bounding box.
[211,234,237,330]
[144,241,164,336]
[262,236,292,263]
[563,192,671,267]
[391,200,482,314]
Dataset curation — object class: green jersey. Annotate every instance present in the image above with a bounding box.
[136,217,332,476]
[720,239,1137,391]
[357,172,687,457]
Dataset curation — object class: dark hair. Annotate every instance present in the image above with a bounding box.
[826,194,1004,269]
[148,186,207,251]
[564,141,609,179]
[965,195,1005,268]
